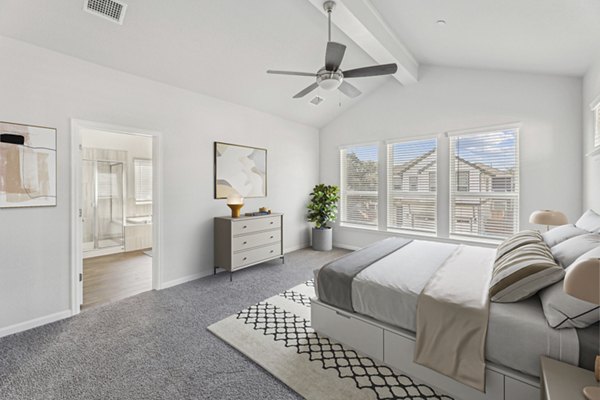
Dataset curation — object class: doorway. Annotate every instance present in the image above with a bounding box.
[71,120,162,313]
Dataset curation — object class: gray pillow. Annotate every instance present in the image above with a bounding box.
[542,224,588,247]
[551,233,600,268]
[576,209,600,233]
[490,242,565,303]
[539,247,600,329]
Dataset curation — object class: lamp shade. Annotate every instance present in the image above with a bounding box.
[529,210,568,226]
[226,193,244,205]
[564,258,600,305]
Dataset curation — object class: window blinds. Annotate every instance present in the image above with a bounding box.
[449,129,519,239]
[340,144,378,226]
[134,159,152,203]
[387,138,437,233]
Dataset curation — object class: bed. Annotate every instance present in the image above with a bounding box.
[311,236,599,400]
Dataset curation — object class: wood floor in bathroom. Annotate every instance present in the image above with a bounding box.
[82,250,152,309]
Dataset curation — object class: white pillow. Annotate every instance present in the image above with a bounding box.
[539,248,600,329]
[576,209,600,233]
[542,224,588,247]
[551,233,600,268]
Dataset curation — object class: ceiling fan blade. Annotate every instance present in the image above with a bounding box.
[338,81,361,98]
[293,82,319,98]
[325,41,346,71]
[267,70,316,77]
[343,63,398,78]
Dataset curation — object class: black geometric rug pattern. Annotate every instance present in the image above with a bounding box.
[279,290,311,307]
[236,301,453,400]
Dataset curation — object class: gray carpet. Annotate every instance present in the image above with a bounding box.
[0,247,349,400]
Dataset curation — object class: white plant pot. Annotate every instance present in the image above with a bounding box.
[312,227,333,251]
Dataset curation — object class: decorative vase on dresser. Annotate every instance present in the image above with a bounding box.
[214,213,284,281]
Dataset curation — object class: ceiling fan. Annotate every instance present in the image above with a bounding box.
[267,0,398,99]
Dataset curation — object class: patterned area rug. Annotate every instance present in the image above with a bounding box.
[208,280,453,400]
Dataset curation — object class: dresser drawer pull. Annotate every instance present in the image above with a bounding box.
[243,225,247,229]
[270,250,274,253]
[270,236,274,239]
[270,221,274,225]
[243,241,247,245]
[243,257,247,261]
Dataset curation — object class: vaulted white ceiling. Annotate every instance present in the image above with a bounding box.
[0,0,389,127]
[0,0,598,128]
[372,0,600,76]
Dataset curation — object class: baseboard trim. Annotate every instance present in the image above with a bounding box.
[161,272,208,289]
[284,243,309,253]
[161,244,310,290]
[333,243,361,251]
[0,309,72,339]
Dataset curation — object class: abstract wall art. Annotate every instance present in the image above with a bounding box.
[214,142,267,199]
[0,121,57,208]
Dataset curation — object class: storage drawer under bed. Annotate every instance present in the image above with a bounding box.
[311,300,384,361]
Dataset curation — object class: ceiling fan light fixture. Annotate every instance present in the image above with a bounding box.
[319,78,342,91]
[317,68,343,91]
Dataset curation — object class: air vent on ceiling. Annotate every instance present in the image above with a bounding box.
[84,0,127,25]
[309,96,325,106]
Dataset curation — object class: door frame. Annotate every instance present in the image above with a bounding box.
[70,119,164,315]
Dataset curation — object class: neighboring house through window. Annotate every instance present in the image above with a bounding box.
[449,128,519,240]
[340,144,379,227]
[386,137,437,234]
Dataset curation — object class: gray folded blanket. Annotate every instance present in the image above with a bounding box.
[316,237,412,312]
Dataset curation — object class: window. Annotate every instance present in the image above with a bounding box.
[387,138,437,233]
[449,128,519,239]
[134,158,152,204]
[457,171,470,192]
[428,171,436,192]
[340,144,378,226]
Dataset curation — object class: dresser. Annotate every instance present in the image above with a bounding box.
[214,213,284,280]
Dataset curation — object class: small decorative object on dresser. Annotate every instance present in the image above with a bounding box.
[307,184,340,251]
[226,193,244,218]
[214,213,284,281]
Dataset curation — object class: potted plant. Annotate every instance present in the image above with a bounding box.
[307,184,340,251]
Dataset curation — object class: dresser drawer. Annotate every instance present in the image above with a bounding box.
[233,230,281,251]
[232,216,281,235]
[232,243,281,269]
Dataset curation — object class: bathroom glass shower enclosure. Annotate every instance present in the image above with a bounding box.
[82,160,125,253]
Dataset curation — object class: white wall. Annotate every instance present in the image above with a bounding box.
[320,65,582,249]
[583,59,600,211]
[0,36,319,333]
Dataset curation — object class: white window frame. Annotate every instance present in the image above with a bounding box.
[591,94,600,150]
[448,124,520,241]
[386,136,438,235]
[339,142,380,228]
[134,158,153,204]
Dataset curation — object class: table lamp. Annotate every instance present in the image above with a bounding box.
[529,210,568,231]
[564,258,600,400]
[227,193,244,218]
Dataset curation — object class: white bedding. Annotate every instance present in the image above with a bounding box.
[349,239,579,378]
